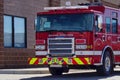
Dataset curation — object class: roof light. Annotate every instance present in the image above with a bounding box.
[44,6,88,11]
[44,6,65,11]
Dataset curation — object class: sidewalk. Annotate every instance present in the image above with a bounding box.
[0,68,49,74]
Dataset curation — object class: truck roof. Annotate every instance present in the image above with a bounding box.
[37,5,120,15]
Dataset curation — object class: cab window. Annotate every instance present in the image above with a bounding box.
[106,17,111,33]
[95,15,103,32]
[112,19,118,33]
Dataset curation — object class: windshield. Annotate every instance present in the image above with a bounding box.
[36,13,94,32]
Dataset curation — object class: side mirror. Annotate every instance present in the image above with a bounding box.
[35,19,37,30]
[95,15,98,27]
[95,20,98,27]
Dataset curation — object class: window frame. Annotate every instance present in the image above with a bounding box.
[4,14,27,48]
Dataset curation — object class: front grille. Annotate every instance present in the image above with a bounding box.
[48,38,74,56]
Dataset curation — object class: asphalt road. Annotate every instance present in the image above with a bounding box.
[0,68,120,80]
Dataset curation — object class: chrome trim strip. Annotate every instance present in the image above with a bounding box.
[94,63,102,66]
[75,51,102,55]
[115,62,120,65]
[114,51,120,55]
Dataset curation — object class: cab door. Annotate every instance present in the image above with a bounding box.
[94,14,105,51]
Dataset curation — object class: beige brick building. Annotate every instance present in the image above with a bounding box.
[61,0,120,8]
[0,0,4,68]
[0,0,119,68]
[0,0,59,68]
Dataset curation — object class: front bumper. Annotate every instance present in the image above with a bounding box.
[28,57,92,65]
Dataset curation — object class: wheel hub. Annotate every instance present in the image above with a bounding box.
[105,56,111,72]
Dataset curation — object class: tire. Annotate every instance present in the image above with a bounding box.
[49,67,64,76]
[96,51,113,76]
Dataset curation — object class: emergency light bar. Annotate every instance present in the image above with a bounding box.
[44,6,88,11]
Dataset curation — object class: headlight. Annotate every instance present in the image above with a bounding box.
[76,45,87,49]
[35,45,45,50]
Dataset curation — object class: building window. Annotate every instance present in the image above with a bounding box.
[4,15,26,48]
[14,17,26,48]
[106,17,111,33]
[112,19,118,34]
[4,16,12,47]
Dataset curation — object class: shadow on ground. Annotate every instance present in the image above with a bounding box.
[20,71,120,80]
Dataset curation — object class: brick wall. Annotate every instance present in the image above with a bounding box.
[0,0,4,68]
[49,0,60,6]
[61,0,89,6]
[3,0,49,68]
[102,0,120,8]
[61,0,120,8]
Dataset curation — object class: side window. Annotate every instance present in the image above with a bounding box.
[112,19,118,33]
[106,17,111,33]
[95,15,103,32]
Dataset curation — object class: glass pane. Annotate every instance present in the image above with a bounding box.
[98,15,102,29]
[96,15,103,32]
[112,19,117,33]
[4,15,12,47]
[14,17,25,48]
[36,14,94,32]
[106,18,111,33]
[112,12,118,18]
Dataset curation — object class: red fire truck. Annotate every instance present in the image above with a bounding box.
[28,3,120,76]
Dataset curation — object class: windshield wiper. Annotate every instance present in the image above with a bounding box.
[44,29,89,32]
[45,29,65,32]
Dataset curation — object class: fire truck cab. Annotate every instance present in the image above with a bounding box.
[29,3,120,76]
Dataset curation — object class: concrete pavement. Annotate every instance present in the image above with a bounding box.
[0,67,93,74]
[0,66,120,74]
[0,68,49,74]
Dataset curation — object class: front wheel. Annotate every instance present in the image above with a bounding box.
[96,51,113,76]
[49,67,64,76]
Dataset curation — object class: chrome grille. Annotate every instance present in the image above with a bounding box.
[48,38,74,56]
